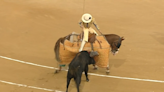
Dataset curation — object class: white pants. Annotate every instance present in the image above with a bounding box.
[79,27,98,52]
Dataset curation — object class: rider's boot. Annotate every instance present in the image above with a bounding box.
[90,43,99,57]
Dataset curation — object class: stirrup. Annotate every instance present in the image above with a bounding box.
[90,51,99,57]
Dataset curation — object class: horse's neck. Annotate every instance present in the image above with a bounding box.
[105,35,120,45]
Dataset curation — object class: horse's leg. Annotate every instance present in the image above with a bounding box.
[54,62,62,74]
[106,65,110,74]
[93,64,98,70]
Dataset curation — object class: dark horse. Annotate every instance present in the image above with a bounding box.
[54,33,125,74]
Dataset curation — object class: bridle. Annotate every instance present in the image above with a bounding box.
[111,37,122,50]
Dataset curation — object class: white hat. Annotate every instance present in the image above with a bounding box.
[81,13,92,23]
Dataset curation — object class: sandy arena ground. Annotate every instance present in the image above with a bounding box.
[0,0,164,92]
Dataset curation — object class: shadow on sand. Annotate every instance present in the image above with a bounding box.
[150,32,164,45]
[109,59,126,69]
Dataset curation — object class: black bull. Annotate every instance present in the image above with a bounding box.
[66,51,95,92]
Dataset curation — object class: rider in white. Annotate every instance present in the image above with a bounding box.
[78,13,100,52]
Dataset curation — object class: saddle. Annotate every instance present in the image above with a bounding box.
[79,31,96,43]
[62,31,102,55]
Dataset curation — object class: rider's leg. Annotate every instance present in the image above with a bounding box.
[79,39,86,52]
[55,62,62,73]
[90,43,94,51]
[79,28,89,52]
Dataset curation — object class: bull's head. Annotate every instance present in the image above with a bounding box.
[111,37,124,55]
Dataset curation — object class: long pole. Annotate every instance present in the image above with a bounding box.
[97,30,110,45]
[83,0,85,13]
[82,0,109,45]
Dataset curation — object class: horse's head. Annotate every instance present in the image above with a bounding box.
[111,37,124,55]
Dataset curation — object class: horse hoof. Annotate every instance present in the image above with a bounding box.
[106,72,110,75]
[93,67,98,70]
[106,70,110,74]
[54,70,59,74]
[106,70,110,75]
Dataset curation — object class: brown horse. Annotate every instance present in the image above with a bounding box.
[54,33,125,74]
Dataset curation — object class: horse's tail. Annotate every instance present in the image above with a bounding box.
[54,34,70,62]
[54,33,74,63]
[54,37,63,62]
